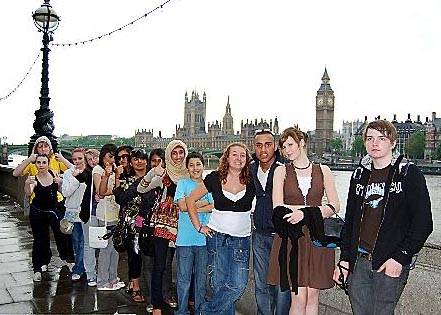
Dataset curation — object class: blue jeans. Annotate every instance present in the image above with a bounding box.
[253,231,291,315]
[348,255,410,315]
[71,222,85,275]
[175,246,208,315]
[204,232,250,315]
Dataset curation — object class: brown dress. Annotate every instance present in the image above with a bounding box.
[267,163,335,289]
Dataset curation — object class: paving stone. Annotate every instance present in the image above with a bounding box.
[6,284,33,302]
[0,251,31,263]
[10,271,33,286]
[0,288,13,304]
[0,274,18,289]
[0,301,37,314]
[0,260,32,274]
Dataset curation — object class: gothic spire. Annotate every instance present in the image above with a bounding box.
[318,67,333,93]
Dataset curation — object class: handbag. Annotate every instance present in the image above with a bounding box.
[89,195,109,249]
[312,203,345,249]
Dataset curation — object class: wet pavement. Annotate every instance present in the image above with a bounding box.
[0,194,176,314]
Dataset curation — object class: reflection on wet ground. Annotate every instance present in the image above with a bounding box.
[0,194,176,314]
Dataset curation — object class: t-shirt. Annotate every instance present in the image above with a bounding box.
[174,178,213,246]
[92,165,119,223]
[359,165,391,252]
[203,171,255,237]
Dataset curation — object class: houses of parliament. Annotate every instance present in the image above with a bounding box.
[135,68,335,154]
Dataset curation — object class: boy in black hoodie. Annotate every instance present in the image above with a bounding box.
[334,120,432,315]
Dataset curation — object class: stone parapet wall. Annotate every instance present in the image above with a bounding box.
[0,166,26,207]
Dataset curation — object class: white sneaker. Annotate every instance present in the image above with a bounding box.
[33,272,42,282]
[87,279,97,287]
[41,265,47,272]
[97,283,120,291]
[71,274,81,281]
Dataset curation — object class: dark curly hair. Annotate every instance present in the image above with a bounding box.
[218,142,252,185]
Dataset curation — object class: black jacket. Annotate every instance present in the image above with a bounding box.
[340,153,433,272]
[251,150,284,235]
[273,206,326,293]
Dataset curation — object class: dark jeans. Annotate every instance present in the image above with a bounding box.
[204,231,250,315]
[348,255,410,315]
[128,242,143,280]
[252,231,291,315]
[151,236,171,309]
[142,244,175,304]
[176,245,208,315]
[29,205,73,272]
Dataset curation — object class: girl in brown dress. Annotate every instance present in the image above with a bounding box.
[267,127,340,315]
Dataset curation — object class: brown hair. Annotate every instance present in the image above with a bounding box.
[72,148,86,155]
[218,142,252,185]
[278,127,308,148]
[363,120,397,143]
[85,148,99,158]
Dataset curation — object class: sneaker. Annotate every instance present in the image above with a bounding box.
[33,272,42,282]
[146,304,153,313]
[71,274,81,281]
[97,283,121,291]
[87,279,97,287]
[41,265,47,272]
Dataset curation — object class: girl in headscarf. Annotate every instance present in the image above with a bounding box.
[138,140,188,315]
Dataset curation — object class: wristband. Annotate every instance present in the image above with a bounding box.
[198,225,203,233]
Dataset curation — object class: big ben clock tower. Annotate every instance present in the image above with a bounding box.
[315,67,335,155]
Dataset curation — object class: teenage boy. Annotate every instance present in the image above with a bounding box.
[334,120,433,314]
[251,129,291,315]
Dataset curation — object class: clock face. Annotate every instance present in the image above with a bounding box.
[317,98,323,105]
[327,98,333,105]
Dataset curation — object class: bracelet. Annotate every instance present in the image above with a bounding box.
[198,225,204,233]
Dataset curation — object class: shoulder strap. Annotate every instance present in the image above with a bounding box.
[48,169,55,178]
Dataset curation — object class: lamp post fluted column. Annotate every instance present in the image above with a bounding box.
[28,0,60,156]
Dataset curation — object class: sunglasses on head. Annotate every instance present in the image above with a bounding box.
[334,263,349,295]
[254,128,274,136]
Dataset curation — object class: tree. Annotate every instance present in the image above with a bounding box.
[329,138,343,154]
[406,131,425,159]
[351,136,365,157]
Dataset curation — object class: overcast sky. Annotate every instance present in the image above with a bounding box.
[1,0,440,144]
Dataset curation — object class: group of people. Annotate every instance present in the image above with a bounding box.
[13,119,432,315]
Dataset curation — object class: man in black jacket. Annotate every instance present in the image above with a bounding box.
[334,120,433,315]
[251,129,291,315]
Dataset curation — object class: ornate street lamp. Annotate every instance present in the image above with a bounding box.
[28,0,60,156]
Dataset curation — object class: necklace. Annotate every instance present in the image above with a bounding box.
[293,161,311,170]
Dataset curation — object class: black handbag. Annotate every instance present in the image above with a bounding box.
[312,204,345,249]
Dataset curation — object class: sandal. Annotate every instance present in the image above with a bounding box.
[131,290,145,303]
